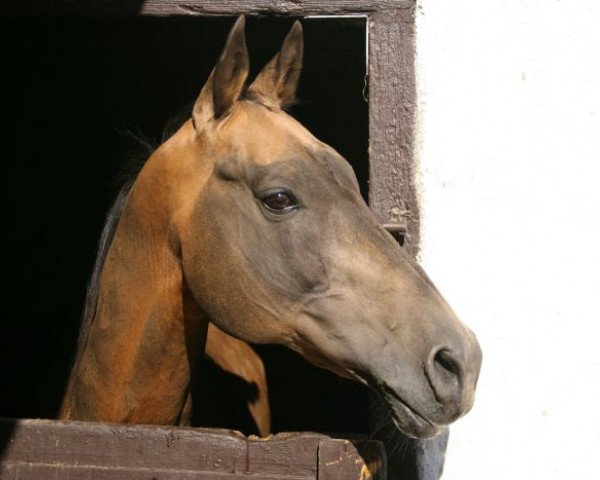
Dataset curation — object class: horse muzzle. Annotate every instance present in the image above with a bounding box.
[377,331,482,439]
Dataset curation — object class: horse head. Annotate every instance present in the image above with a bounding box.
[132,17,481,439]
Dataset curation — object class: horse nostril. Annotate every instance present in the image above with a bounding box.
[427,348,465,410]
[434,349,461,379]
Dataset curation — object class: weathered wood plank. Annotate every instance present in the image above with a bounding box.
[0,419,385,479]
[0,418,247,475]
[247,433,324,477]
[318,439,386,480]
[1,463,309,480]
[2,1,414,17]
[368,6,420,256]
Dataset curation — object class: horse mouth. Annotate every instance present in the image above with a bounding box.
[347,367,440,439]
[379,382,440,439]
[302,354,442,439]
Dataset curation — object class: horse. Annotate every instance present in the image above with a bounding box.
[60,16,481,442]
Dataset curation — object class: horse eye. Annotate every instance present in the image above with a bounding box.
[260,190,299,213]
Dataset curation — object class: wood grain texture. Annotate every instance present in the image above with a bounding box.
[318,439,387,480]
[0,418,385,479]
[1,464,308,480]
[2,0,413,17]
[367,6,420,257]
[0,419,247,475]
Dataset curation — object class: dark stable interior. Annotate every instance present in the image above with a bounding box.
[0,16,369,436]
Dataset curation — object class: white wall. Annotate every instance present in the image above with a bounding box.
[415,1,600,478]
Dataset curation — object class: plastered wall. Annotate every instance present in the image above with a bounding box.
[415,1,600,478]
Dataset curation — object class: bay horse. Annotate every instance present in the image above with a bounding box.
[60,17,481,441]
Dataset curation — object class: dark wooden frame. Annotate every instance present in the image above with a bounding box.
[2,1,420,478]
[5,0,420,255]
[0,418,386,479]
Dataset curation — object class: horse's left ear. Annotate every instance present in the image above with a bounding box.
[193,16,249,129]
[248,21,303,109]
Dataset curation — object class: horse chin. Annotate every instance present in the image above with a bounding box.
[387,398,441,440]
[372,381,442,439]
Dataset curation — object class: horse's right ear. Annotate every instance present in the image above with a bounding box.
[248,21,303,109]
[193,16,249,130]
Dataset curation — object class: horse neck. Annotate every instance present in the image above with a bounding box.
[61,152,209,424]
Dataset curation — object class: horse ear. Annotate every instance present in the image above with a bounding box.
[248,21,303,109]
[193,16,249,129]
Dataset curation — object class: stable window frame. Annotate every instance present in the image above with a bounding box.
[5,0,420,255]
[2,1,420,478]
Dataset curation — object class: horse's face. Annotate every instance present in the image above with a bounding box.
[176,18,481,439]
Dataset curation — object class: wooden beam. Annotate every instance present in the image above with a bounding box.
[367,5,420,256]
[318,439,387,480]
[2,1,414,17]
[0,418,385,479]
